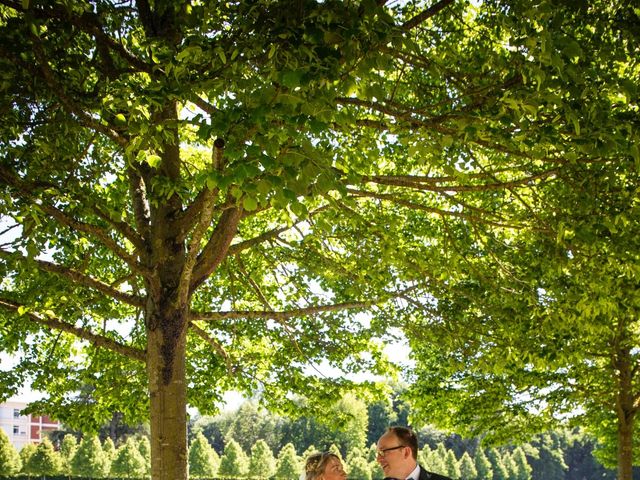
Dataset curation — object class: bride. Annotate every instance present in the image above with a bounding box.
[302,452,347,480]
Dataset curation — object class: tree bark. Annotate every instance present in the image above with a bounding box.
[615,345,636,480]
[147,301,189,480]
[617,412,634,480]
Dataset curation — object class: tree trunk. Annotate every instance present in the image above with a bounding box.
[147,302,189,480]
[615,345,636,480]
[617,411,634,480]
[141,93,190,480]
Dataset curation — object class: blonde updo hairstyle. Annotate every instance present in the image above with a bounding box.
[304,452,339,480]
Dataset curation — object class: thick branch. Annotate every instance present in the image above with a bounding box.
[178,141,225,303]
[0,297,146,363]
[236,254,273,310]
[136,0,155,38]
[175,139,225,239]
[402,0,455,30]
[228,204,331,256]
[188,94,221,116]
[190,207,242,292]
[127,166,152,249]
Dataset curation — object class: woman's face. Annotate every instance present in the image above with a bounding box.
[321,456,347,480]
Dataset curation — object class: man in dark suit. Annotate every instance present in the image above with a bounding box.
[376,426,452,480]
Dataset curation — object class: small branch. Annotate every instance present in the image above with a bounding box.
[0,250,144,308]
[338,97,577,167]
[0,164,150,277]
[29,32,128,147]
[6,0,152,73]
[38,203,151,277]
[363,169,559,192]
[188,321,233,375]
[90,203,146,251]
[193,284,421,323]
[235,254,273,310]
[0,297,146,363]
[473,153,550,226]
[346,187,528,230]
[192,300,380,322]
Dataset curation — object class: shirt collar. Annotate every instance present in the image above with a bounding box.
[406,464,420,480]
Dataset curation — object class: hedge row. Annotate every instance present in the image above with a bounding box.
[0,477,234,480]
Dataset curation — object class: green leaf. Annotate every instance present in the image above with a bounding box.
[206,172,219,190]
[281,70,304,88]
[631,144,640,169]
[242,196,258,211]
[289,201,308,219]
[268,44,277,59]
[146,154,162,168]
[562,40,583,61]
[215,47,227,64]
[177,45,203,62]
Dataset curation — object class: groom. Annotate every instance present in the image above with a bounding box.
[376,426,452,480]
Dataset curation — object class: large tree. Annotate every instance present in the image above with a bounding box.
[406,80,638,480]
[407,161,640,478]
[0,1,633,480]
[385,2,639,479]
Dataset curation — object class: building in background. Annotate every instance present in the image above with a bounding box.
[0,400,60,450]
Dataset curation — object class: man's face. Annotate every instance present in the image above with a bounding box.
[376,431,415,479]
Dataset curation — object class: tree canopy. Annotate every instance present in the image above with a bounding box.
[404,13,640,469]
[0,1,637,480]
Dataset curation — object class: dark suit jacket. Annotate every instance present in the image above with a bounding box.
[418,464,453,480]
[382,465,453,480]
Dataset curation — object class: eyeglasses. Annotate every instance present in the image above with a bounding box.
[376,445,407,458]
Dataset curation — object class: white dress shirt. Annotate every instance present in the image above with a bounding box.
[406,464,420,480]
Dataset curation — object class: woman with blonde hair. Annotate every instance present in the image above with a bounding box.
[302,451,347,480]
